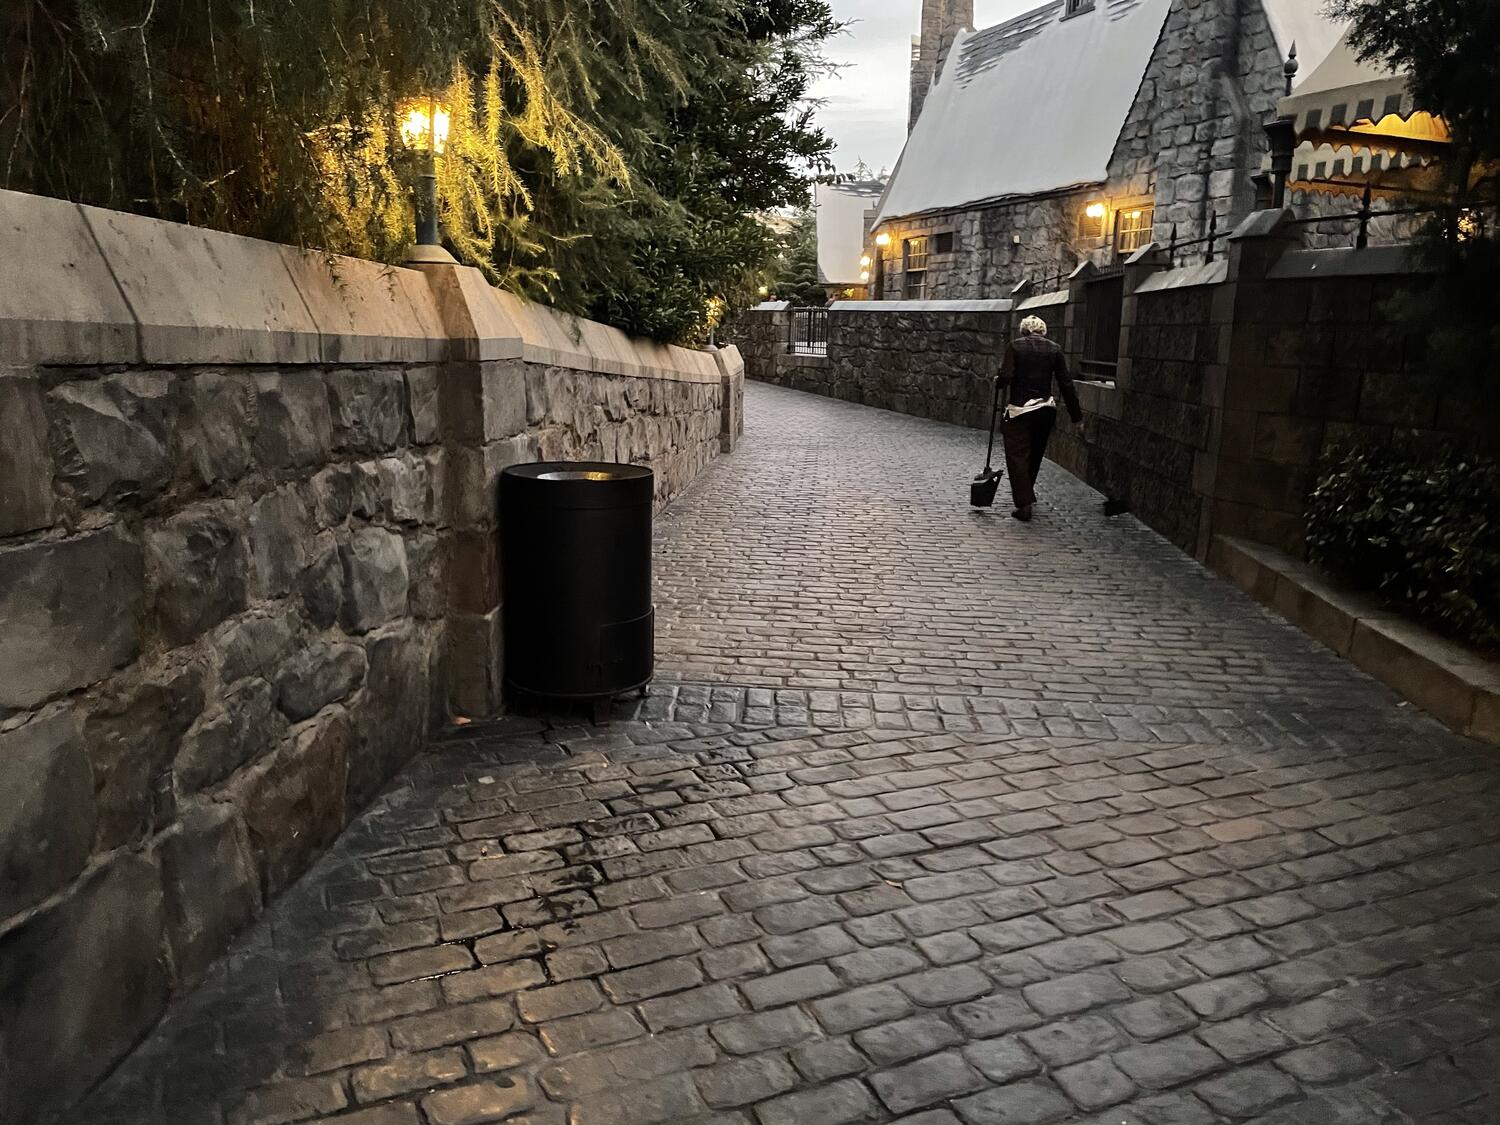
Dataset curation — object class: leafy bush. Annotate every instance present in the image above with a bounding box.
[1306,439,1500,647]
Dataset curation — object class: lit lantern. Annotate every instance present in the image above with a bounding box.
[875,232,892,248]
[1085,202,1107,220]
[860,254,873,269]
[398,97,455,263]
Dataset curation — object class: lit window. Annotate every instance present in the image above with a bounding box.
[1080,202,1107,240]
[1116,206,1154,253]
[904,237,930,300]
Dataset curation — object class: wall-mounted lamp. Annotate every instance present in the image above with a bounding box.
[859,254,873,269]
[875,232,892,248]
[860,270,871,283]
[1085,202,1107,220]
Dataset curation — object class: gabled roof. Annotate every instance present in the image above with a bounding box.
[816,181,886,286]
[875,0,1173,224]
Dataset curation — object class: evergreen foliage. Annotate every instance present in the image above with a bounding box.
[769,209,827,306]
[2,0,836,343]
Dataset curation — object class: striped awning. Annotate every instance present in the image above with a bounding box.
[1277,28,1447,157]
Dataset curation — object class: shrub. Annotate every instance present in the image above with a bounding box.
[1306,438,1500,648]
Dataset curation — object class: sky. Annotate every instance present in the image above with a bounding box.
[811,0,1041,177]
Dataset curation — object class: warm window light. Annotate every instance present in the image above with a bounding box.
[860,254,873,269]
[399,101,451,155]
[875,232,892,248]
[1085,202,1107,220]
[1125,209,1142,220]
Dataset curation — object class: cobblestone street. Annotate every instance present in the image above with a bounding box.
[84,383,1500,1125]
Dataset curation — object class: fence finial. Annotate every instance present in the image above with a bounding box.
[1356,183,1373,250]
[1206,211,1218,263]
[1284,42,1299,97]
[1168,223,1178,266]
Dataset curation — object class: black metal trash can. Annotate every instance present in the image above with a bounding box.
[500,462,654,706]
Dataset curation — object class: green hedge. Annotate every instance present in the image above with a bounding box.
[1306,439,1500,648]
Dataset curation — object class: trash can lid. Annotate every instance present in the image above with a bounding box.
[501,461,654,510]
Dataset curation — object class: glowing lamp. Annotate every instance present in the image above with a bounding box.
[860,254,873,269]
[875,232,892,248]
[399,97,455,263]
[399,101,451,155]
[860,270,871,283]
[758,284,770,296]
[1458,209,1483,243]
[1085,202,1107,220]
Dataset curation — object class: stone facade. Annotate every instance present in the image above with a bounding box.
[0,188,739,1124]
[874,0,1299,302]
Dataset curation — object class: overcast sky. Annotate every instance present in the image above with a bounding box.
[811,0,1040,176]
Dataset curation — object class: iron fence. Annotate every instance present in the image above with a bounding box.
[789,307,829,356]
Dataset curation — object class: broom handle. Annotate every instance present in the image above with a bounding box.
[984,374,1002,473]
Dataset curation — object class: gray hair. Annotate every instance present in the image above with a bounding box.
[1019,316,1048,337]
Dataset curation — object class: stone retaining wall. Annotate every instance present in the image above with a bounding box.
[0,188,739,1123]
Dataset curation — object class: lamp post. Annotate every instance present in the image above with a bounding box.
[400,97,457,265]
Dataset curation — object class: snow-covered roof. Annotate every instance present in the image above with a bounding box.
[815,181,886,286]
[1260,0,1347,88]
[876,0,1173,224]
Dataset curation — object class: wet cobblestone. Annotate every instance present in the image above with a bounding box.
[83,384,1500,1124]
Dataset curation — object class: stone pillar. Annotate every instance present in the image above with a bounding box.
[410,263,527,718]
[1196,207,1302,559]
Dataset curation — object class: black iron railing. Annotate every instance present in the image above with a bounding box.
[789,307,829,356]
[1285,184,1493,248]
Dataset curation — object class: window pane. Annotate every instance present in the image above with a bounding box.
[1116,207,1154,253]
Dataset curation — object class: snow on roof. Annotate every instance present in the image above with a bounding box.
[816,181,886,286]
[876,0,1172,224]
[1260,0,1347,88]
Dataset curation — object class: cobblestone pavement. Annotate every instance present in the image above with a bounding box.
[83,383,1500,1125]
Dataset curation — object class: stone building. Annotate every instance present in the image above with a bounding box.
[868,0,1438,376]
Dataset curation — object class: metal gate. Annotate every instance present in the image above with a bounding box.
[1080,274,1124,380]
[789,308,829,356]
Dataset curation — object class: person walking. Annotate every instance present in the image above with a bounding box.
[997,316,1083,521]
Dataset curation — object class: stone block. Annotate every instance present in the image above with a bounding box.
[308,465,354,527]
[1472,691,1500,746]
[176,678,284,793]
[254,372,333,470]
[159,802,262,986]
[218,610,299,683]
[327,368,407,453]
[1271,572,1359,657]
[301,532,344,629]
[180,373,254,488]
[447,610,502,718]
[340,528,409,634]
[275,640,368,722]
[483,360,529,440]
[85,660,207,846]
[49,372,174,503]
[1349,617,1481,733]
[0,526,143,710]
[0,374,55,534]
[249,486,314,598]
[0,189,139,364]
[80,203,322,364]
[234,714,351,894]
[0,709,94,919]
[446,531,500,616]
[405,534,443,619]
[348,627,431,808]
[147,505,249,646]
[406,365,442,444]
[0,853,169,1123]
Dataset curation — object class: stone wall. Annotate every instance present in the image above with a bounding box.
[0,189,737,1124]
[728,301,1013,430]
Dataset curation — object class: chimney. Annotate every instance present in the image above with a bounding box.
[909,0,975,133]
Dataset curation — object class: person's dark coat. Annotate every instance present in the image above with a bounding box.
[999,334,1083,423]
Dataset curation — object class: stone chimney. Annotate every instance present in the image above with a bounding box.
[909,0,975,133]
